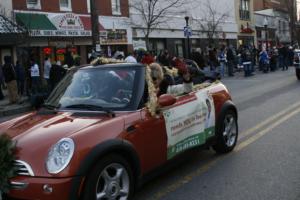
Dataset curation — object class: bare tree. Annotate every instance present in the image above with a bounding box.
[129,0,186,50]
[193,0,230,47]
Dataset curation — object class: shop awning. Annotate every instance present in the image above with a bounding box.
[0,14,25,34]
[16,13,57,30]
[79,16,105,31]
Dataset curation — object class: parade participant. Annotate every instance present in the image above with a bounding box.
[141,52,155,65]
[149,63,192,96]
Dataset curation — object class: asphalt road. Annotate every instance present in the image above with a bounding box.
[134,69,300,200]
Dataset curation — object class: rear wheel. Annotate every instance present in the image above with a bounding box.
[296,69,300,80]
[83,154,134,200]
[213,110,238,153]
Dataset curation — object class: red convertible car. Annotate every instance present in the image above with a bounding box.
[1,63,238,200]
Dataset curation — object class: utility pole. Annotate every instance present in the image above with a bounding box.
[90,0,100,53]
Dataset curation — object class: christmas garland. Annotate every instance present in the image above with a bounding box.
[145,65,159,117]
[90,57,124,65]
[0,134,16,194]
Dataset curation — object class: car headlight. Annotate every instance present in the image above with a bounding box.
[46,138,75,174]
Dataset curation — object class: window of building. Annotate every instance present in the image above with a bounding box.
[26,0,41,9]
[60,0,72,11]
[111,0,121,15]
[240,0,250,20]
[87,0,91,13]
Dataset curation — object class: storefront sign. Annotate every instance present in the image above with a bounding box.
[56,13,84,30]
[100,29,128,45]
[29,29,92,37]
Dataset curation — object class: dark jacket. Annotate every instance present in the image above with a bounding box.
[2,63,16,83]
[49,64,67,89]
[14,63,25,82]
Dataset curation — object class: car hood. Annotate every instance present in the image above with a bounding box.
[1,112,108,160]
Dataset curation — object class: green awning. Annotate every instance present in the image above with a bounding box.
[16,13,57,30]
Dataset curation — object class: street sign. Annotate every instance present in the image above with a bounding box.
[184,26,192,37]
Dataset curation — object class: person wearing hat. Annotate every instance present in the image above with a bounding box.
[2,56,19,103]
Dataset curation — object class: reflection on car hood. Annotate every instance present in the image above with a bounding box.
[1,112,107,159]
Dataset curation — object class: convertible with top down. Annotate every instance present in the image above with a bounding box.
[1,61,238,200]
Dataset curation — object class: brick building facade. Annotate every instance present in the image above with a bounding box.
[253,0,288,11]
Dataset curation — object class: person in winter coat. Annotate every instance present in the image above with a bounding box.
[14,60,25,96]
[218,46,227,77]
[30,59,40,95]
[2,56,19,103]
[259,49,269,73]
[49,61,67,91]
[241,46,253,77]
[43,57,52,92]
[226,46,235,77]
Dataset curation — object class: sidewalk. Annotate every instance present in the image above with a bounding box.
[0,90,32,118]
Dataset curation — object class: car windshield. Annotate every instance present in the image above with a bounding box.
[45,66,142,111]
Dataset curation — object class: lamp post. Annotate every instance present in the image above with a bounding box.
[185,16,191,59]
[263,17,268,51]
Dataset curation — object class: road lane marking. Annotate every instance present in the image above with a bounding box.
[238,100,300,140]
[144,105,300,200]
[235,106,300,151]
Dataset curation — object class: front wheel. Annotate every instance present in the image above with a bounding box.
[213,110,238,153]
[82,154,134,200]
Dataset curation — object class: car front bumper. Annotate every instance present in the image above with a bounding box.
[7,176,84,200]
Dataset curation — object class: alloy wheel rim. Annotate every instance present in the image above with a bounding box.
[95,163,130,200]
[223,114,237,147]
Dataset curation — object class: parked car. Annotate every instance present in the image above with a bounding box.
[1,63,238,200]
[294,49,300,80]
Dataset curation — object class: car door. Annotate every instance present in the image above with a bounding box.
[123,109,167,174]
[123,89,215,174]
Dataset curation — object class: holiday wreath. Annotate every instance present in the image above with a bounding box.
[0,134,16,194]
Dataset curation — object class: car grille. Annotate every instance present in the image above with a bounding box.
[13,160,34,176]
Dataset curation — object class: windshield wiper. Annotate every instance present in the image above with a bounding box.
[65,104,115,117]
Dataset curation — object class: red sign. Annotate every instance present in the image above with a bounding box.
[43,47,52,55]
[57,49,66,54]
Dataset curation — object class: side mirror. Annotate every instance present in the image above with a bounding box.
[158,94,176,107]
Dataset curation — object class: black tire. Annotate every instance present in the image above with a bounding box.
[82,154,134,200]
[296,69,300,80]
[213,109,238,153]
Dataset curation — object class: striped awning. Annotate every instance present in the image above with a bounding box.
[0,15,25,34]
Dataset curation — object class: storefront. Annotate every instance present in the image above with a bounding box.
[15,12,100,66]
